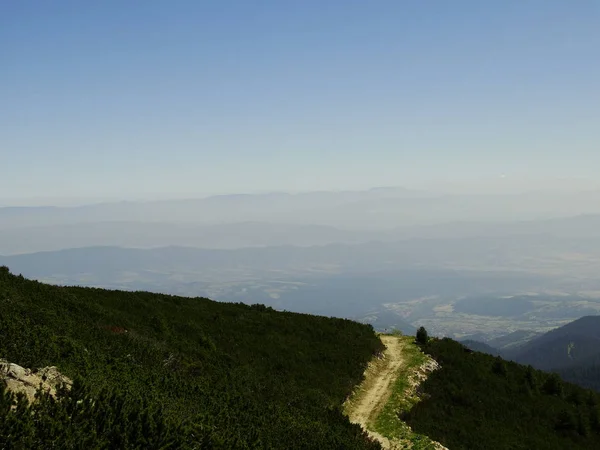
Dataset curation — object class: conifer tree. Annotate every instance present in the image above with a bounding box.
[416,326,429,345]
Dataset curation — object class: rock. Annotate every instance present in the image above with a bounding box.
[37,366,73,389]
[1,359,72,404]
[7,363,27,380]
[4,378,38,403]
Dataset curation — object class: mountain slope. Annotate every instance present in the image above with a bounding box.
[558,355,600,392]
[508,316,600,370]
[502,316,600,392]
[0,267,383,449]
[487,329,543,351]
[404,338,600,450]
[5,267,600,449]
[460,340,502,356]
[0,221,377,254]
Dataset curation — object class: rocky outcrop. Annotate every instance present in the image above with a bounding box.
[410,357,441,387]
[1,359,72,403]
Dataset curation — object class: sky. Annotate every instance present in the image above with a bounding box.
[2,0,599,202]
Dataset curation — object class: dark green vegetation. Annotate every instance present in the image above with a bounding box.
[0,267,384,449]
[403,337,600,450]
[559,357,600,392]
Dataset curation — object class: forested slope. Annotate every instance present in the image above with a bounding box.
[0,267,384,449]
[558,356,600,392]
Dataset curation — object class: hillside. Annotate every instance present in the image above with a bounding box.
[0,267,384,449]
[487,330,543,351]
[498,316,600,392]
[5,267,600,449]
[404,338,600,449]
[558,355,600,392]
[507,316,600,370]
[462,317,600,392]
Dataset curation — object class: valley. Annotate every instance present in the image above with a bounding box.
[5,244,600,341]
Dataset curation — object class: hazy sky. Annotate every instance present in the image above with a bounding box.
[2,1,599,200]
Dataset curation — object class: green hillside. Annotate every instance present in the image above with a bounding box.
[559,356,600,392]
[404,337,600,450]
[7,266,600,450]
[0,267,384,449]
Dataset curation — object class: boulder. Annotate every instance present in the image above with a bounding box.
[6,363,28,380]
[1,359,72,404]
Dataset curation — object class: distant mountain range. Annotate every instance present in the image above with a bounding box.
[4,186,600,256]
[0,241,564,283]
[3,187,600,231]
[3,214,600,255]
[0,187,429,230]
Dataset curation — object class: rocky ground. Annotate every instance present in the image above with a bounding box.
[1,359,72,403]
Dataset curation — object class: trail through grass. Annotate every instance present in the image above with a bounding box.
[344,334,445,449]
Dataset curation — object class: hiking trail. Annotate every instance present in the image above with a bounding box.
[344,335,447,450]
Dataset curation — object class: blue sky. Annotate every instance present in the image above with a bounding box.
[2,0,599,200]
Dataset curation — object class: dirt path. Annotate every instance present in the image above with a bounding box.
[345,336,448,450]
[345,335,407,448]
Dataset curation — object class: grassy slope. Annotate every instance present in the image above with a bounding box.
[0,267,384,449]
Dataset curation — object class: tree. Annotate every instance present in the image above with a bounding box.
[416,327,429,345]
[492,357,507,377]
[577,410,590,437]
[589,407,600,433]
[543,373,564,397]
[525,365,538,391]
[555,408,576,433]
